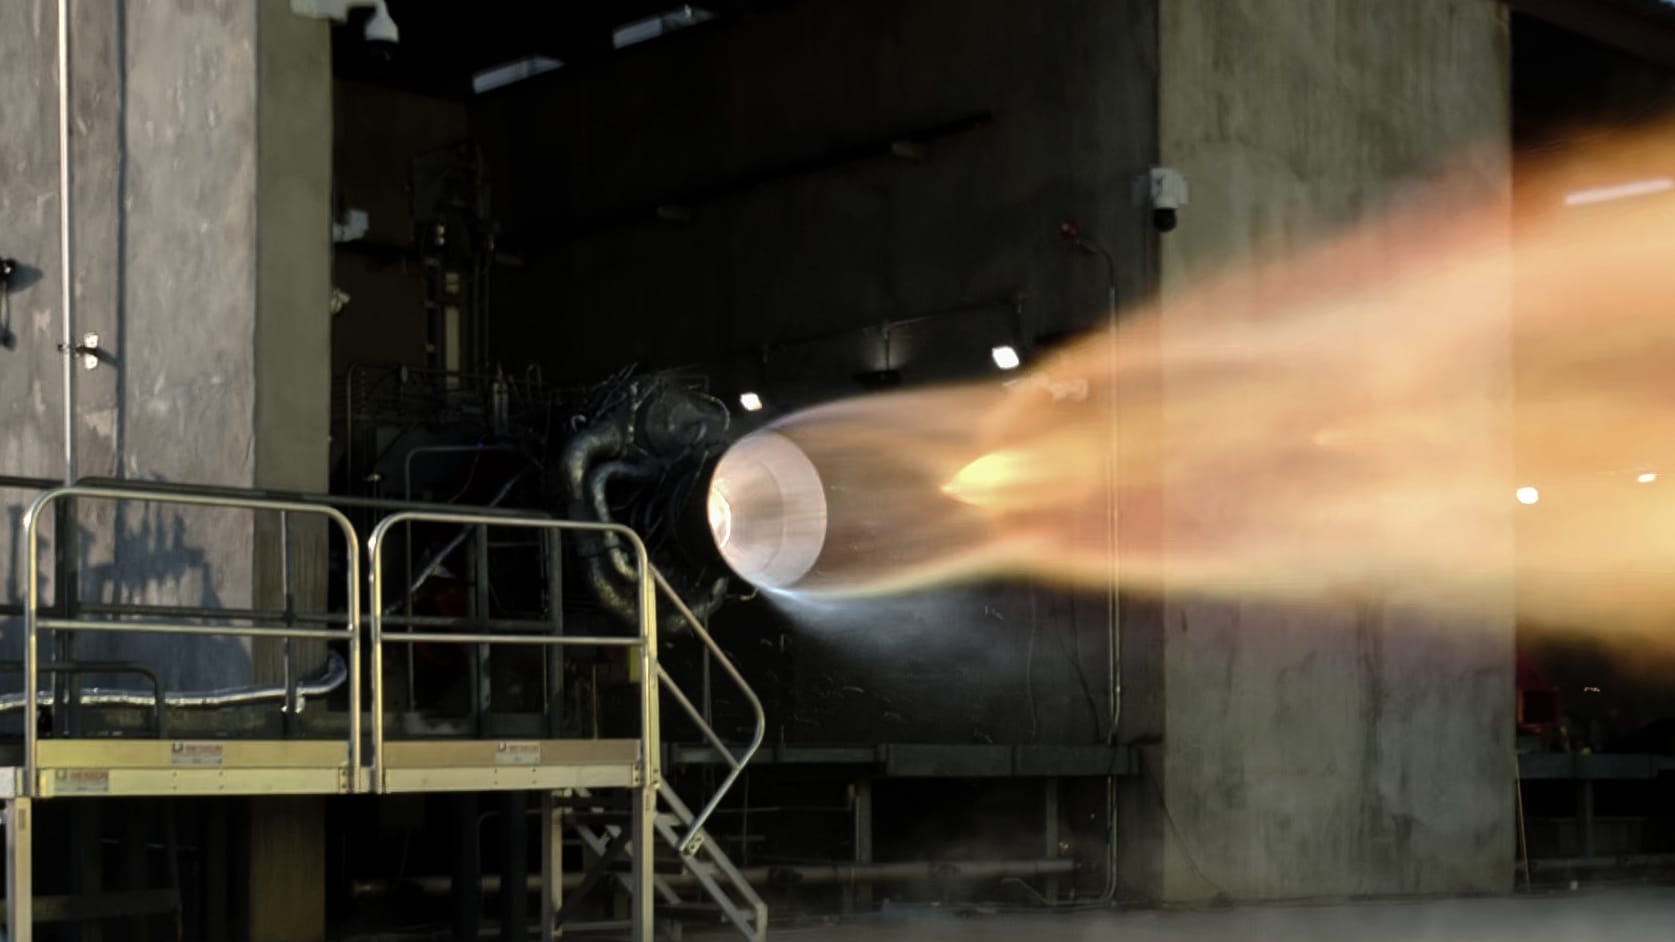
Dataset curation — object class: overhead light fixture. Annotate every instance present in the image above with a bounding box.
[1563,178,1674,207]
[738,392,763,412]
[1638,472,1658,484]
[990,345,1021,370]
[472,56,563,94]
[613,5,716,49]
[1516,486,1540,505]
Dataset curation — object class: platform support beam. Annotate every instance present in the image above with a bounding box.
[7,797,33,942]
[540,791,563,938]
[247,798,326,942]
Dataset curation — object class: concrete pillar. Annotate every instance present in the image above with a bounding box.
[1138,0,1515,902]
[2,0,331,938]
[2,0,333,686]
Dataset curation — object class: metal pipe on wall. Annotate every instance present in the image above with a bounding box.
[1065,230,1123,907]
[0,649,347,711]
[352,857,1078,898]
[57,0,75,486]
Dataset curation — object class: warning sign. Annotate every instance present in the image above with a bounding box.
[170,742,225,767]
[494,741,541,766]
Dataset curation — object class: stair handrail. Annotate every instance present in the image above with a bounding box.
[647,569,765,858]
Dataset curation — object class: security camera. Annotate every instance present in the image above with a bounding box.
[1148,167,1188,233]
[363,0,399,44]
[289,0,399,44]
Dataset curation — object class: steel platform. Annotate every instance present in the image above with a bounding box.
[15,739,353,798]
[0,482,767,942]
[376,737,641,792]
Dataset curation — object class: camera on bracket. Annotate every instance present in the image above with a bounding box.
[1146,167,1189,233]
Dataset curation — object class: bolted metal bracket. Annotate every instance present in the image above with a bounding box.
[57,331,100,370]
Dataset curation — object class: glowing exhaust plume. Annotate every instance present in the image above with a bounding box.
[707,122,1675,632]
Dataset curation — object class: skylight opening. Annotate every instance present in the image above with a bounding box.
[612,5,716,49]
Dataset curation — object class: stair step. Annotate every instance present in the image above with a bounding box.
[569,811,686,827]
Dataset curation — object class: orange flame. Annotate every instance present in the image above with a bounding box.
[712,121,1675,640]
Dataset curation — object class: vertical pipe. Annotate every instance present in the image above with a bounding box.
[701,646,712,727]
[1043,778,1061,903]
[545,528,564,738]
[1082,242,1123,906]
[473,524,491,735]
[1103,274,1122,904]
[53,0,79,748]
[846,779,873,914]
[280,511,297,736]
[57,0,75,488]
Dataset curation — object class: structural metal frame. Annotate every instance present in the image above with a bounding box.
[0,481,766,942]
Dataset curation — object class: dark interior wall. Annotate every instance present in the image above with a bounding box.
[462,0,1159,748]
[475,0,1159,399]
[1511,14,1675,737]
[330,80,469,381]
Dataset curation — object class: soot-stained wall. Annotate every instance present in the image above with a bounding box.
[1140,0,1516,902]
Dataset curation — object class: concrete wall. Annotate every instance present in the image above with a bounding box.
[0,0,333,692]
[1138,0,1515,901]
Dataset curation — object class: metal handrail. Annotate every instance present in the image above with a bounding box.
[364,511,657,791]
[648,570,766,858]
[21,485,363,796]
[363,510,767,861]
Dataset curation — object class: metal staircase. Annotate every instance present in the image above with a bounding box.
[366,509,769,941]
[566,782,767,941]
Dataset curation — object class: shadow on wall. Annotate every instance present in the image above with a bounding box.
[0,491,251,695]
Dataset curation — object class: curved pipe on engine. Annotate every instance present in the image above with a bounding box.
[588,460,660,584]
[561,420,639,626]
[560,415,730,631]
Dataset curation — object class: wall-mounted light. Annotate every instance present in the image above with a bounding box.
[1638,472,1658,484]
[990,345,1021,370]
[1564,178,1673,207]
[738,392,763,412]
[1516,486,1540,505]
